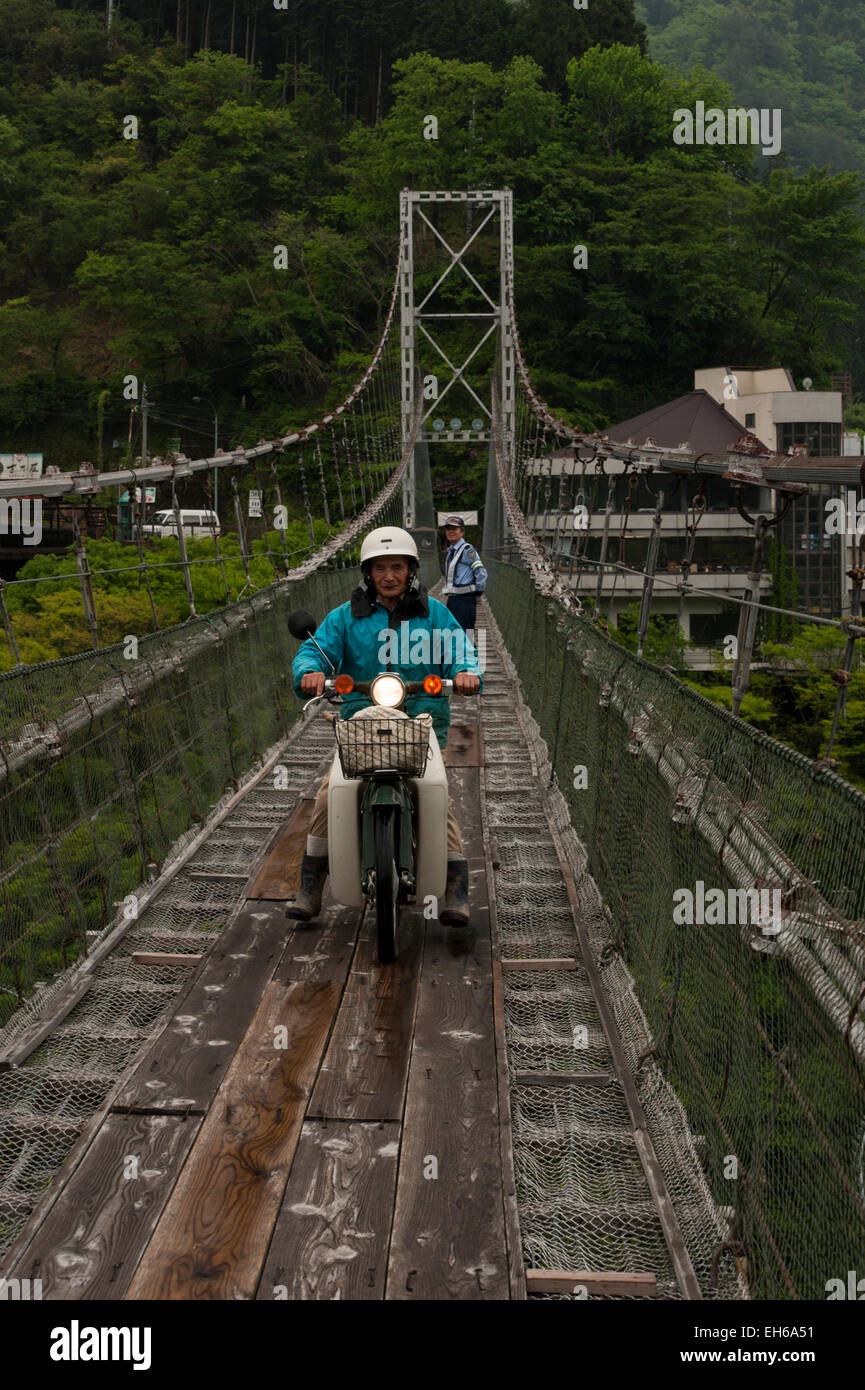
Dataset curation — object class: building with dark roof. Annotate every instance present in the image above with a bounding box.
[525,370,853,659]
[606,389,762,453]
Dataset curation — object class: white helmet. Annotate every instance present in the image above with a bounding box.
[360,526,419,565]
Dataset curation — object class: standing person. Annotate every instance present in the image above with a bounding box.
[442,515,487,632]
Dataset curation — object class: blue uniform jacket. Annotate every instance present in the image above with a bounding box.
[291,583,483,747]
[443,538,488,595]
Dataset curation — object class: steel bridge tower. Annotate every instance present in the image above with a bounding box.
[399,190,515,560]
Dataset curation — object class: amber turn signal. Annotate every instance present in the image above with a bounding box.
[334,674,354,693]
[423,674,443,695]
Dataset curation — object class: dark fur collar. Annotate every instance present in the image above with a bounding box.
[350,582,430,620]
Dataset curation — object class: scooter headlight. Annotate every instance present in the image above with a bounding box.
[370,673,406,708]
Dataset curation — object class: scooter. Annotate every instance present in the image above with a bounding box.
[288,610,453,962]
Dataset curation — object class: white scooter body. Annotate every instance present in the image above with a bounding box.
[327,706,449,909]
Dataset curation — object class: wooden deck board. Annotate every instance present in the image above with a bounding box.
[384,756,509,1300]
[442,722,483,767]
[110,903,291,1115]
[8,1112,202,1300]
[3,697,524,1303]
[307,914,422,1122]
[275,901,362,986]
[125,977,343,1300]
[247,799,314,900]
[256,1120,400,1301]
[480,774,528,1301]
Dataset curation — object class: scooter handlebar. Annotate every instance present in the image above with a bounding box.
[320,677,457,698]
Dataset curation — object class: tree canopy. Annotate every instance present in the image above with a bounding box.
[2,2,862,471]
[1,0,864,777]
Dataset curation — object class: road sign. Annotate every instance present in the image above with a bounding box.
[248,490,262,517]
[120,486,156,504]
[0,453,44,479]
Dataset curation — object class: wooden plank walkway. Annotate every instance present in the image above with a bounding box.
[5,698,524,1300]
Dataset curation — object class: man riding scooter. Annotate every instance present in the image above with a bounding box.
[287,525,482,927]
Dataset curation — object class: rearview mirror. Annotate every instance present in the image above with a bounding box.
[288,609,317,639]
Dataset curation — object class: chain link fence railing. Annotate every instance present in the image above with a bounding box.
[0,567,351,1032]
[486,556,865,1300]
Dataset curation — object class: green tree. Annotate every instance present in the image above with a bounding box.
[513,0,646,94]
[609,601,691,670]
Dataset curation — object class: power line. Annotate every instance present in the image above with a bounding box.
[147,413,222,439]
[561,553,858,633]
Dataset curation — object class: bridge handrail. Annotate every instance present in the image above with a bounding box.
[486,555,865,1057]
[0,393,423,786]
[489,371,865,1063]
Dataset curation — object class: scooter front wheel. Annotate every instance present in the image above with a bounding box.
[373,807,399,963]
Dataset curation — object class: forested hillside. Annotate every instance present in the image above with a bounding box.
[1,0,864,771]
[2,0,863,479]
[636,0,865,174]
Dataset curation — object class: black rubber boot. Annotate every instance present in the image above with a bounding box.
[285,853,328,921]
[440,858,470,927]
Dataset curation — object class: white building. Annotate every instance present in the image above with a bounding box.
[694,366,843,458]
[527,368,850,659]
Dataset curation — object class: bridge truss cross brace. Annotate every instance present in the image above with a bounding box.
[399,189,515,528]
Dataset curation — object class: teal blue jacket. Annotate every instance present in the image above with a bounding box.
[291,583,483,747]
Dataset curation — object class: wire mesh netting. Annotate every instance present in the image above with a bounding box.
[0,568,350,1031]
[484,561,865,1300]
[0,566,355,1258]
[481,642,741,1301]
[3,181,864,1301]
[0,365,430,1264]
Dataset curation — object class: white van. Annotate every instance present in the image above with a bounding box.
[141,509,221,538]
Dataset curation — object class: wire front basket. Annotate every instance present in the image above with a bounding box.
[335,714,431,778]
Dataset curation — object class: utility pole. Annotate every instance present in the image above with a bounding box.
[140,384,150,530]
[193,396,219,514]
[141,383,149,470]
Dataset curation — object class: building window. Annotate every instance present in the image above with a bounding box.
[777,421,841,456]
[780,485,843,617]
[691,608,740,647]
[745,413,756,429]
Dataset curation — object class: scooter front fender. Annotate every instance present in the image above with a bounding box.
[359,779,414,884]
[360,781,407,810]
[326,728,449,909]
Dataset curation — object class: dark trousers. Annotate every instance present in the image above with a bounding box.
[446,594,477,631]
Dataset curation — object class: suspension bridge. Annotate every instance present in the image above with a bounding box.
[0,191,864,1302]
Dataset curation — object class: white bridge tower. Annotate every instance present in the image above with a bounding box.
[399,189,515,529]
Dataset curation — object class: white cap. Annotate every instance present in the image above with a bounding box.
[360,526,419,564]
